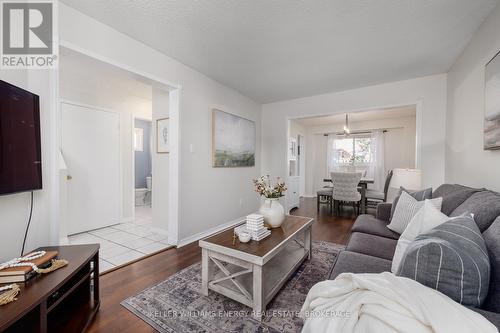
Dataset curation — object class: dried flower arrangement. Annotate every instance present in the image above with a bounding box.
[253,175,287,199]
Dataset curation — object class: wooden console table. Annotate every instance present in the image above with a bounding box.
[199,215,313,319]
[0,245,100,333]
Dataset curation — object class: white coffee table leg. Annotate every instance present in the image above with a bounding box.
[305,227,312,259]
[202,248,211,296]
[252,264,264,320]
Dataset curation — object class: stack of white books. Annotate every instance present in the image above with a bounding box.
[245,214,271,241]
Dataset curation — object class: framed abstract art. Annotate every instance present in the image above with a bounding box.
[212,109,255,167]
[156,117,170,153]
[485,51,500,150]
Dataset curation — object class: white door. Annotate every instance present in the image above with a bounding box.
[61,102,121,235]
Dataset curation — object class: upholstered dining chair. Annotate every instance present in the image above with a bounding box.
[316,187,333,214]
[331,171,363,216]
[365,169,393,207]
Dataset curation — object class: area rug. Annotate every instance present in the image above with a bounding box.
[121,241,345,333]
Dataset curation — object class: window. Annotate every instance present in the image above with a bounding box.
[134,128,144,151]
[333,136,371,165]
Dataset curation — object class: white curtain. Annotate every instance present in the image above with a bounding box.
[368,131,385,192]
[326,134,337,175]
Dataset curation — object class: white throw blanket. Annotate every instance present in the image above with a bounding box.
[300,272,498,333]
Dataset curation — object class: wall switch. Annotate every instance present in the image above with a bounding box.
[239,198,244,206]
[189,144,195,153]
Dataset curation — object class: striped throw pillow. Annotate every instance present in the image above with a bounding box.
[390,187,433,219]
[397,216,490,307]
[391,200,449,273]
[387,191,442,234]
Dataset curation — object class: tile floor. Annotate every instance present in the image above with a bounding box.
[68,206,171,273]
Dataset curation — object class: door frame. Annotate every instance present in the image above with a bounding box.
[297,134,306,196]
[59,99,123,235]
[57,44,182,245]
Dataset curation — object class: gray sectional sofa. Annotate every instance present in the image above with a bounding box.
[330,184,500,328]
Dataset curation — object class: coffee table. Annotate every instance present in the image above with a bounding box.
[199,215,313,319]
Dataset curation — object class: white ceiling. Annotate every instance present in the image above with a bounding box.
[295,106,416,127]
[60,0,498,103]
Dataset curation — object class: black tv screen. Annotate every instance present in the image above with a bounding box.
[0,80,42,195]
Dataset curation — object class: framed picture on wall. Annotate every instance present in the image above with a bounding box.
[485,51,500,150]
[212,109,256,167]
[156,117,170,153]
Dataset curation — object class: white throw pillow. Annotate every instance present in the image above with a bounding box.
[387,191,443,234]
[391,200,449,273]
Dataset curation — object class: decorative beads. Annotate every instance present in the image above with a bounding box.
[0,284,16,292]
[0,251,47,272]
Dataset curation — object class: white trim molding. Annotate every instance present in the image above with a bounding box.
[176,216,246,248]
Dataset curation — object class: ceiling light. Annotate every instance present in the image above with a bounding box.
[343,114,350,136]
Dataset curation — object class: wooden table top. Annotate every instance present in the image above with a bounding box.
[0,244,99,330]
[200,215,313,258]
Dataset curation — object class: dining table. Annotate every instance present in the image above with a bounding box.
[322,177,375,214]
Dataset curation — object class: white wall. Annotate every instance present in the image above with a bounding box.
[262,74,447,207]
[298,116,416,196]
[59,51,152,222]
[152,88,169,233]
[289,119,307,139]
[58,4,261,244]
[0,70,58,261]
[446,3,500,192]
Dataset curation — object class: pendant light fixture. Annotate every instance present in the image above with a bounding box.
[343,114,351,136]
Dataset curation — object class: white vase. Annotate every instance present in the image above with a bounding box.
[259,198,285,228]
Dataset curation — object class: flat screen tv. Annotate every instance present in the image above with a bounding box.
[0,80,42,195]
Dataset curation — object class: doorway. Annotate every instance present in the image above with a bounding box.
[289,105,417,199]
[58,46,180,272]
[133,118,153,226]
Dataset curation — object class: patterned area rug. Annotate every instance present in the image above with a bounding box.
[121,241,345,333]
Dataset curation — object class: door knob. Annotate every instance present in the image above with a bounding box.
[67,175,73,181]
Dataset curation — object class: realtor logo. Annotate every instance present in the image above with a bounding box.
[1,0,57,68]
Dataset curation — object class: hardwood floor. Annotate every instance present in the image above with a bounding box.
[87,197,356,333]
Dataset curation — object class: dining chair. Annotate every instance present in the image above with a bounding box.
[343,164,356,172]
[331,171,363,216]
[365,170,393,207]
[316,187,333,214]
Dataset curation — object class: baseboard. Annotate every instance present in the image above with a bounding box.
[167,234,178,246]
[176,216,245,248]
